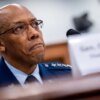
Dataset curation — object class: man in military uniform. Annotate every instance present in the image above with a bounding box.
[0,4,72,87]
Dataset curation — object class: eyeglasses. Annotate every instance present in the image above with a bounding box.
[0,20,43,35]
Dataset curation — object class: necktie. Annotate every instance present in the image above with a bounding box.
[25,75,39,84]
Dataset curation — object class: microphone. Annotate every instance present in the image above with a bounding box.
[66,29,80,37]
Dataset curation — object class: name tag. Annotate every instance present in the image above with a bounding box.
[68,33,100,75]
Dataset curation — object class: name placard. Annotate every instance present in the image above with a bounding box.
[68,33,100,75]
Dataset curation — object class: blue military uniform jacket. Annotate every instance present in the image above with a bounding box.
[0,58,72,87]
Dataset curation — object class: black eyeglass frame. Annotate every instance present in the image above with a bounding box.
[0,19,43,35]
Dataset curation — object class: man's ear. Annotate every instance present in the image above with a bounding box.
[0,39,5,52]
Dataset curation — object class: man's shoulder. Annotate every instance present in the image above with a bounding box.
[39,62,72,71]
[39,62,72,77]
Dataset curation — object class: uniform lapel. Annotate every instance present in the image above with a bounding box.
[38,63,57,82]
[0,58,20,87]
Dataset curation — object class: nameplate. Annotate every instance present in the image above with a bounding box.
[68,33,100,75]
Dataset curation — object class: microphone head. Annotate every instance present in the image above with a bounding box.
[66,29,80,37]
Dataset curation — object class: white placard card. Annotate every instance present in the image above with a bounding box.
[68,33,100,75]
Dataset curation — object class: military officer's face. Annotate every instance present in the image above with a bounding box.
[0,4,45,65]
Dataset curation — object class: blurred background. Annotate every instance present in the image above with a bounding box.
[0,0,100,64]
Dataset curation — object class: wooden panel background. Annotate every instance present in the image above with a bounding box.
[44,42,70,64]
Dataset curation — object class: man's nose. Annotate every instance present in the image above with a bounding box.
[27,26,40,40]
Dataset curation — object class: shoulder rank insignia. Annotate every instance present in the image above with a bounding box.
[44,62,71,70]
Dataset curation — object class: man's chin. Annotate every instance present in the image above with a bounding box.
[30,53,44,64]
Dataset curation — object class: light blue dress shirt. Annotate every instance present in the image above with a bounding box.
[4,60,43,86]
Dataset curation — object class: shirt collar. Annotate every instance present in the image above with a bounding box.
[4,60,43,86]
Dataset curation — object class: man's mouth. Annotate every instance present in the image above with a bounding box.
[29,43,44,51]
